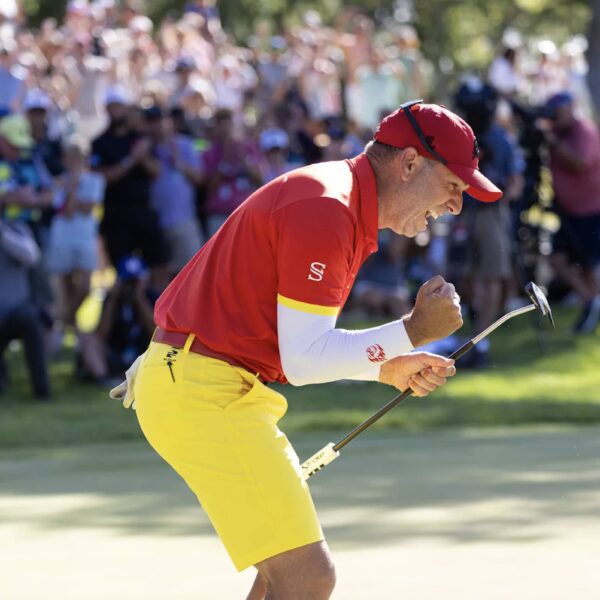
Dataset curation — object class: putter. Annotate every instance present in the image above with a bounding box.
[301,282,554,480]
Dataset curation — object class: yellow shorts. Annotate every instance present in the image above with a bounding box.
[133,337,323,571]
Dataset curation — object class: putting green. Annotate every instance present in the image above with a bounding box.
[2,427,600,599]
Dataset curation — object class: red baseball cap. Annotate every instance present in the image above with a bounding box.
[374,100,503,202]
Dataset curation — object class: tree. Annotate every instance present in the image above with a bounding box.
[411,0,590,98]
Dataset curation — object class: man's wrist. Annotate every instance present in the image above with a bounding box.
[377,361,389,385]
[402,314,422,347]
[378,359,408,390]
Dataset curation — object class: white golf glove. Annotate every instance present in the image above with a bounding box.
[109,353,145,409]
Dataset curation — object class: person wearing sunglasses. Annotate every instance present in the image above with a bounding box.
[111,100,502,600]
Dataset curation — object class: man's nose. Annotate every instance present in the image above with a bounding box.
[448,193,463,215]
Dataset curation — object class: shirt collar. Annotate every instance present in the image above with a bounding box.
[348,153,379,252]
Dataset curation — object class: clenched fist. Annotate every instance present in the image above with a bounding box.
[379,352,456,397]
[403,276,463,347]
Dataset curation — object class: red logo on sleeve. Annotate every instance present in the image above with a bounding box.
[366,344,387,362]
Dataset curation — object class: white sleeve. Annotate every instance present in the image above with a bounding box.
[278,302,414,386]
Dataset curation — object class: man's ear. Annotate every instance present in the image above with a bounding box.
[398,146,420,180]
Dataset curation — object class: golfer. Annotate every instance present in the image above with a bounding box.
[112,101,502,600]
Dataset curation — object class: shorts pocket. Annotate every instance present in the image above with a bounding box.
[226,376,289,424]
[180,355,260,410]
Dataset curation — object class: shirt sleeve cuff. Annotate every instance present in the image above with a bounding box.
[345,319,413,381]
[375,318,414,357]
[346,363,381,381]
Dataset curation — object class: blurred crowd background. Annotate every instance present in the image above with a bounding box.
[0,0,598,399]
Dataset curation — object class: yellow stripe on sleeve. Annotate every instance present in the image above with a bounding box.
[277,294,340,316]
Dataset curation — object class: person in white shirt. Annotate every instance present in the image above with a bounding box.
[488,47,522,97]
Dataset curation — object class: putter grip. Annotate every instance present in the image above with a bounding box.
[301,442,340,481]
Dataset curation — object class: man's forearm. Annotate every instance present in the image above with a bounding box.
[278,304,413,386]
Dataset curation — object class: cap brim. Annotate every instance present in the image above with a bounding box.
[447,163,503,202]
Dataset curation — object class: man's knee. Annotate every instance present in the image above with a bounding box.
[300,550,336,592]
[271,560,336,597]
[258,541,336,597]
[319,560,337,593]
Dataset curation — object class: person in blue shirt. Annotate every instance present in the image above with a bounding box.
[144,106,204,274]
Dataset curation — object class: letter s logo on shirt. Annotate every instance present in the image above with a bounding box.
[308,262,326,281]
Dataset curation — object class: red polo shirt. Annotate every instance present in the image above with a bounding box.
[154,153,379,383]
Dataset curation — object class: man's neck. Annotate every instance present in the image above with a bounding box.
[365,153,387,229]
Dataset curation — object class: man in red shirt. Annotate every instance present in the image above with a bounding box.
[113,101,502,600]
[545,92,600,333]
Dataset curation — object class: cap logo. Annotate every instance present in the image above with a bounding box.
[472,137,480,160]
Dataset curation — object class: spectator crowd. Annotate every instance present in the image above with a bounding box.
[0,0,598,398]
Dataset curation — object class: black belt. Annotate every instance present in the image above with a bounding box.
[153,328,269,384]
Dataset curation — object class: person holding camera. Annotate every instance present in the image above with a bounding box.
[79,255,158,384]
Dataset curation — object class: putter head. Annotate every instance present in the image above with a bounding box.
[525,282,555,328]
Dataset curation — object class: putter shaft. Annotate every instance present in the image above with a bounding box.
[332,303,537,454]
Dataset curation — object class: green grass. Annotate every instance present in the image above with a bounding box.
[1,307,599,450]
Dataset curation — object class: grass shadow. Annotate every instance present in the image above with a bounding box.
[1,427,600,550]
